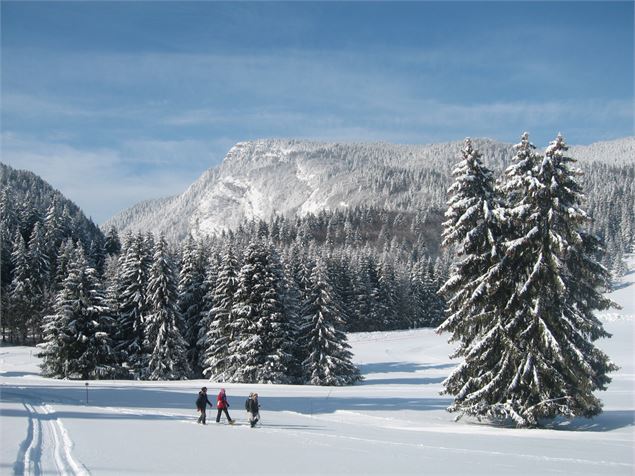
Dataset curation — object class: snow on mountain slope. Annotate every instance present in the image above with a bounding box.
[101,138,512,240]
[570,137,635,165]
[102,137,634,242]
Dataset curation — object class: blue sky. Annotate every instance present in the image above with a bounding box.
[1,1,633,223]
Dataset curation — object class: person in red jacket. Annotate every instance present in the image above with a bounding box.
[216,388,234,424]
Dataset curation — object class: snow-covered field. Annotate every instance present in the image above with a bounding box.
[2,263,633,475]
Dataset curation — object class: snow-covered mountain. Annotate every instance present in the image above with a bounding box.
[570,136,635,165]
[102,137,635,242]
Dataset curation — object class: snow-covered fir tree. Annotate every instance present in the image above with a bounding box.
[39,245,117,379]
[104,225,122,256]
[228,240,294,383]
[53,239,75,291]
[353,254,382,332]
[437,138,500,347]
[280,246,307,382]
[43,196,64,277]
[298,259,361,385]
[88,237,107,276]
[195,250,220,372]
[442,133,618,427]
[114,232,152,378]
[377,259,398,329]
[26,222,51,342]
[201,246,239,380]
[0,187,17,291]
[177,237,208,376]
[8,232,32,344]
[329,252,357,332]
[144,236,191,380]
[411,258,445,328]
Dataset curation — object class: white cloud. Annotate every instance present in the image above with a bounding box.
[0,132,221,224]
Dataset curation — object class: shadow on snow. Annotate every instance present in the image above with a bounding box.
[0,383,450,417]
[1,383,631,431]
[358,361,454,374]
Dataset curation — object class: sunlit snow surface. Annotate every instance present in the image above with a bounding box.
[2,261,633,475]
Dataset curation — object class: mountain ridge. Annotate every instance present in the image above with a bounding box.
[102,136,635,242]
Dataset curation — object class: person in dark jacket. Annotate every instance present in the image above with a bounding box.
[196,387,214,424]
[216,388,234,424]
[246,392,260,428]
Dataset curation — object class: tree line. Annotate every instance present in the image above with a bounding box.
[3,198,449,384]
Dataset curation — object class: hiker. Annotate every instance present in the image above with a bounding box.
[245,392,261,428]
[216,388,234,424]
[196,387,213,425]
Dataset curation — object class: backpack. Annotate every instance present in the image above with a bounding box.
[245,398,250,411]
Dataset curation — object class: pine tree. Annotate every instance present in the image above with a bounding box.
[437,138,500,344]
[281,247,307,383]
[354,255,382,332]
[27,222,51,342]
[115,233,152,378]
[8,232,32,343]
[39,245,117,379]
[331,253,356,332]
[88,238,107,276]
[411,258,445,328]
[442,133,618,427]
[196,251,220,373]
[104,226,122,256]
[377,259,399,330]
[201,247,239,380]
[144,236,190,380]
[298,259,361,385]
[228,241,294,383]
[43,196,64,278]
[409,260,428,328]
[54,239,76,291]
[177,237,207,376]
[0,187,17,276]
[423,262,445,326]
[18,194,41,243]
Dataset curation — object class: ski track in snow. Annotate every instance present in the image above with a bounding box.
[303,432,632,469]
[257,411,632,469]
[11,391,88,476]
[18,402,630,472]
